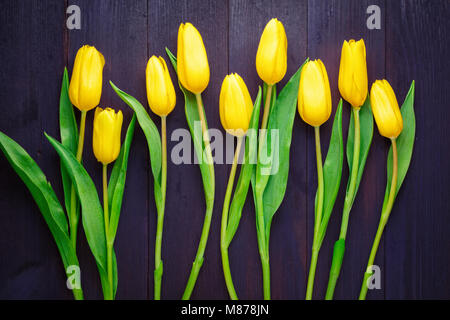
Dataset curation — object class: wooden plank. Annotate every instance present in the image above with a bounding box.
[307,0,386,299]
[0,1,67,299]
[67,0,149,299]
[148,0,229,299]
[229,0,308,300]
[385,0,450,299]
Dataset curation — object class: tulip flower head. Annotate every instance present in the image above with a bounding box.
[338,39,368,108]
[298,59,332,127]
[370,80,403,139]
[219,73,253,137]
[69,45,105,111]
[93,107,123,165]
[146,56,176,117]
[177,22,210,94]
[256,18,288,85]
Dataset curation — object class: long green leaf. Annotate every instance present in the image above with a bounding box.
[382,81,416,209]
[346,96,374,205]
[108,114,136,243]
[59,67,79,218]
[109,82,163,213]
[225,87,262,247]
[257,60,308,242]
[166,48,214,204]
[0,132,81,296]
[45,133,112,296]
[317,100,344,247]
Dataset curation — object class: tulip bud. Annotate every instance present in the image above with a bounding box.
[298,59,332,127]
[370,80,403,139]
[93,107,123,165]
[177,22,210,94]
[219,74,253,137]
[338,39,368,108]
[146,56,176,117]
[69,45,105,111]
[256,18,288,85]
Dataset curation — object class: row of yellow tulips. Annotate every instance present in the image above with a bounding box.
[63,16,405,300]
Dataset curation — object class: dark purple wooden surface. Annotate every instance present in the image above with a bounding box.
[0,0,449,299]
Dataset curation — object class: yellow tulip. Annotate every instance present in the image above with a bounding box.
[177,22,210,94]
[69,45,105,111]
[146,56,176,117]
[370,80,403,139]
[93,107,123,165]
[338,39,368,108]
[219,73,253,137]
[298,59,332,127]
[256,18,288,85]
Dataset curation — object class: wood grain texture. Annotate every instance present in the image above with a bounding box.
[385,0,450,299]
[0,0,449,300]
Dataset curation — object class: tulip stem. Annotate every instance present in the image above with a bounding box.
[325,107,360,300]
[69,110,86,251]
[255,83,273,300]
[103,163,114,300]
[359,138,398,300]
[220,136,243,300]
[306,126,324,300]
[154,116,167,300]
[182,93,215,300]
[67,110,86,300]
[260,85,273,132]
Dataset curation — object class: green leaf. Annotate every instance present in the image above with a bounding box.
[256,60,308,242]
[317,100,344,247]
[346,96,374,206]
[166,48,214,204]
[59,67,79,219]
[225,87,262,247]
[0,131,81,291]
[45,134,110,294]
[107,114,136,243]
[382,81,416,210]
[109,82,163,214]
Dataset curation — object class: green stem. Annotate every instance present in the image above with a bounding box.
[325,107,360,300]
[359,138,398,300]
[103,163,113,300]
[69,110,86,251]
[255,83,273,300]
[154,116,167,300]
[220,136,243,300]
[182,93,215,300]
[72,287,84,300]
[339,107,360,239]
[306,126,324,300]
[68,110,86,300]
[260,85,273,134]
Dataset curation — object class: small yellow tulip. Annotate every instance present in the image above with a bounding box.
[298,59,332,127]
[93,107,123,165]
[338,39,368,108]
[219,74,253,137]
[256,18,288,85]
[177,22,210,94]
[370,80,403,139]
[146,56,176,117]
[69,45,105,111]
